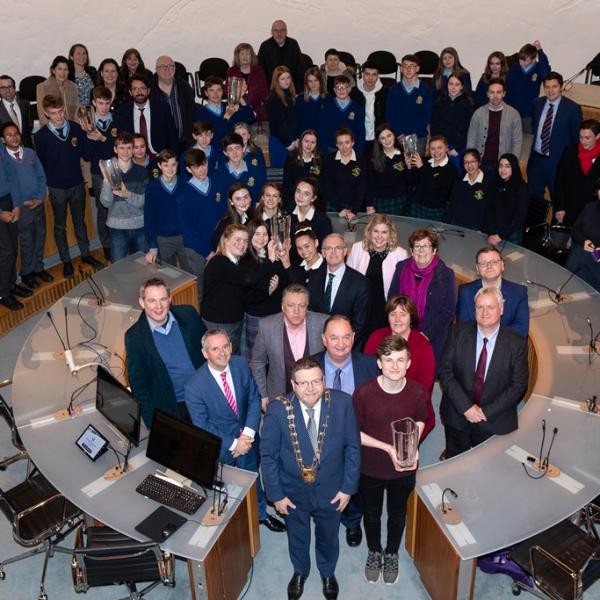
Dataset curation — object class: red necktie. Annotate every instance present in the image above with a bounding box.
[220,371,238,416]
[139,107,148,142]
[14,150,21,161]
[472,338,488,405]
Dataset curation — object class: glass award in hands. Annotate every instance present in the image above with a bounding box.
[77,106,97,133]
[227,76,244,107]
[391,417,419,468]
[400,134,418,160]
[270,215,291,252]
[100,158,123,191]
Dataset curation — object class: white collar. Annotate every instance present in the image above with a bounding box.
[335,150,357,163]
[428,156,449,167]
[463,170,484,185]
[301,254,324,270]
[293,205,315,221]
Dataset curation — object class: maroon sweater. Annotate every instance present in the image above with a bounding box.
[353,377,427,480]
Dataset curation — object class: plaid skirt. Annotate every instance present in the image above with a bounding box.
[371,196,408,216]
[410,203,447,223]
[243,314,262,360]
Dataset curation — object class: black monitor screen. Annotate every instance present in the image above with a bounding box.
[96,366,141,447]
[146,409,222,489]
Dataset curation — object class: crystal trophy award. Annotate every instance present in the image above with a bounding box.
[400,133,418,160]
[227,76,244,106]
[99,158,123,191]
[270,215,291,251]
[391,418,419,468]
[77,105,96,133]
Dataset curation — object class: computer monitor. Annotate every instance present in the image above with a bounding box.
[146,409,222,489]
[96,366,141,447]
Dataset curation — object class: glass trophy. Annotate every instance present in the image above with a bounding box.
[391,417,419,468]
[270,215,291,251]
[77,106,96,133]
[99,158,123,191]
[227,76,244,106]
[400,133,418,159]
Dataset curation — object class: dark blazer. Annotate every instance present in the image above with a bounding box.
[456,278,529,338]
[184,355,261,456]
[0,98,32,147]
[308,264,369,342]
[312,350,379,391]
[115,98,178,153]
[124,305,206,427]
[528,95,582,170]
[260,390,361,508]
[439,322,529,436]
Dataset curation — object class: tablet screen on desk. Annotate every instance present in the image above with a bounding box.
[76,424,109,461]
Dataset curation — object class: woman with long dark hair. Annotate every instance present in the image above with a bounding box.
[211,183,255,251]
[266,65,298,167]
[97,58,128,112]
[282,129,322,211]
[474,51,509,107]
[68,43,97,105]
[36,55,80,124]
[295,66,327,134]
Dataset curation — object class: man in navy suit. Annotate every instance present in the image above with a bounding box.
[312,315,378,547]
[307,233,369,345]
[0,75,32,147]
[456,246,529,338]
[261,357,360,600]
[115,74,178,158]
[184,329,285,533]
[527,71,582,201]
[440,287,529,457]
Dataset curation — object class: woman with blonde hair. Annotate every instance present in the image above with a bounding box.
[347,214,408,336]
[226,43,269,121]
[266,65,298,167]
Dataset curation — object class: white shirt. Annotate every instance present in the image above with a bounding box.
[293,205,315,222]
[357,78,383,141]
[133,102,156,154]
[301,254,324,270]
[335,150,357,164]
[300,398,322,432]
[428,156,449,167]
[325,264,346,307]
[475,325,500,379]
[2,98,22,130]
[207,364,255,450]
[463,170,484,185]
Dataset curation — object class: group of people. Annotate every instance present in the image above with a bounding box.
[125,216,530,598]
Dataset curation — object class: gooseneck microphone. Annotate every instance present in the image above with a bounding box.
[525,268,579,304]
[441,487,458,514]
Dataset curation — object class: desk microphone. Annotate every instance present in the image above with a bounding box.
[522,421,560,478]
[427,225,465,239]
[436,487,462,524]
[587,318,600,366]
[526,268,578,304]
[78,267,107,306]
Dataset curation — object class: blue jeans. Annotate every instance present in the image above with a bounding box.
[110,227,146,262]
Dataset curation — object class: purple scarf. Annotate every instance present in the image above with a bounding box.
[399,255,439,320]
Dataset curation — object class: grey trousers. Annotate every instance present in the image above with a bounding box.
[91,173,110,250]
[157,234,186,268]
[18,204,46,276]
[182,246,206,303]
[48,184,90,262]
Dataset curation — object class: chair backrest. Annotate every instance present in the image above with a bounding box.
[525,195,551,231]
[174,61,194,89]
[195,57,229,99]
[18,75,45,102]
[0,393,24,453]
[367,50,399,80]
[302,53,314,72]
[414,50,439,76]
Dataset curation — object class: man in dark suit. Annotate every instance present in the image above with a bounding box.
[307,233,369,345]
[0,75,32,147]
[313,315,378,547]
[440,286,529,458]
[125,277,206,428]
[261,357,360,600]
[456,246,529,338]
[527,71,582,201]
[250,283,328,412]
[185,329,285,533]
[115,74,178,158]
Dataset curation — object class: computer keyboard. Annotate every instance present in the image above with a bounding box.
[136,474,205,515]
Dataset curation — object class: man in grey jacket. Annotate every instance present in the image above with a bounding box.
[467,79,522,175]
[250,283,328,412]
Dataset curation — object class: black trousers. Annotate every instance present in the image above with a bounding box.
[360,472,415,554]
[0,197,18,297]
[444,424,492,459]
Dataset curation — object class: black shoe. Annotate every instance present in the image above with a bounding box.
[346,526,362,547]
[63,261,74,279]
[81,255,105,270]
[287,574,305,600]
[322,575,339,600]
[0,295,24,311]
[11,284,33,298]
[103,247,111,262]
[21,275,39,290]
[34,270,54,282]
[260,514,286,532]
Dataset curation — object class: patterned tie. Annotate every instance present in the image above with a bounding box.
[324,273,335,312]
[56,126,65,140]
[14,150,20,161]
[540,103,553,155]
[8,102,19,126]
[138,107,148,142]
[306,408,317,451]
[220,371,238,416]
[472,338,488,405]
[98,118,107,130]
[332,368,342,391]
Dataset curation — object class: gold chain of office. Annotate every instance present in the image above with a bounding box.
[277,390,331,484]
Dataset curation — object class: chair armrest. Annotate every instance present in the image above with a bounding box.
[0,379,12,388]
[530,544,580,600]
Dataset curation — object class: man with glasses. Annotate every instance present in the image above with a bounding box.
[0,75,32,147]
[150,55,197,151]
[115,74,178,159]
[261,356,360,600]
[307,233,369,346]
[456,246,529,337]
[385,55,433,156]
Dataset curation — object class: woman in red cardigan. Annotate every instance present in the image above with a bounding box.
[364,295,436,439]
[226,43,269,122]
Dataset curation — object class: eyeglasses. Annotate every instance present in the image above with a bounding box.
[322,246,345,253]
[157,64,175,70]
[477,259,502,268]
[412,243,432,251]
[0,85,15,91]
[293,379,323,388]
[334,84,349,90]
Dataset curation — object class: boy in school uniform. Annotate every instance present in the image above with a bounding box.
[179,120,219,179]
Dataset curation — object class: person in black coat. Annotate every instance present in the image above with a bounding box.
[266,66,298,168]
[0,75,33,148]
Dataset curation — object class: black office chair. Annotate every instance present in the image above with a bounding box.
[0,382,28,472]
[0,470,82,600]
[338,51,359,80]
[71,525,175,599]
[509,518,600,600]
[302,53,315,72]
[194,57,229,100]
[174,61,194,91]
[367,50,399,82]
[18,75,45,121]
[414,50,439,86]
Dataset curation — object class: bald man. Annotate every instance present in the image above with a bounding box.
[150,54,197,150]
[258,20,305,91]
